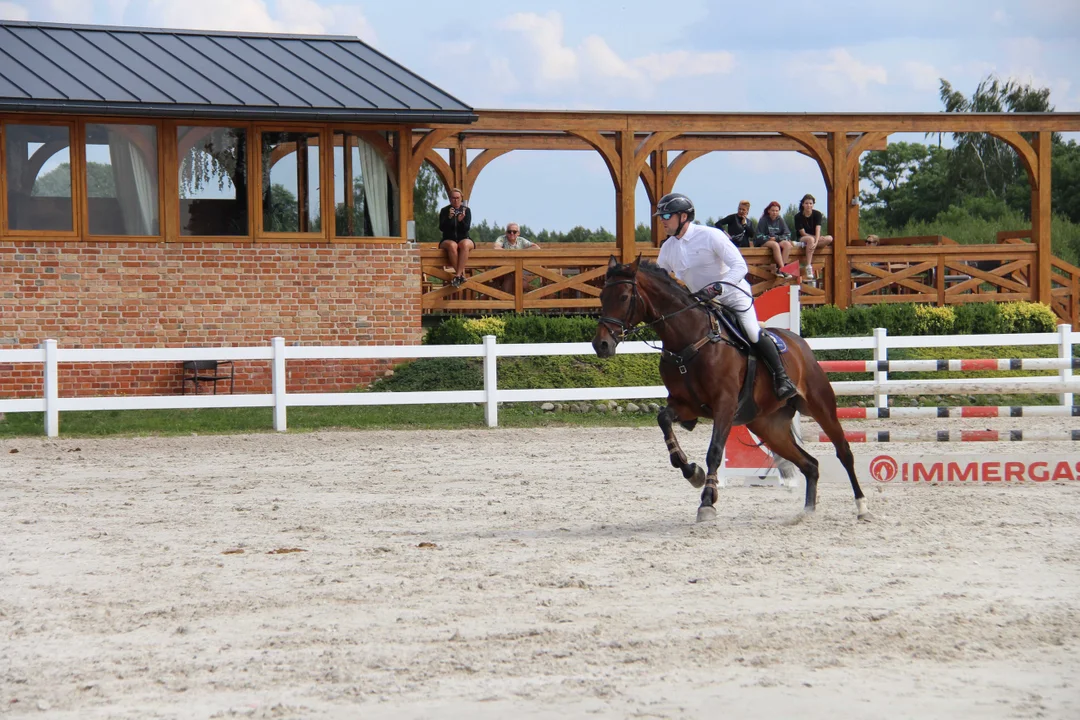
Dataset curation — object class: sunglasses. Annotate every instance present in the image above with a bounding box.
[507,230,519,234]
[659,212,674,220]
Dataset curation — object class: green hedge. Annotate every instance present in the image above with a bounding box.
[801,301,1058,337]
[425,302,1059,346]
[425,314,657,345]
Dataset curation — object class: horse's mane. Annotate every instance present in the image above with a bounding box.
[607,259,693,300]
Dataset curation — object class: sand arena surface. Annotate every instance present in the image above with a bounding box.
[2,425,1079,719]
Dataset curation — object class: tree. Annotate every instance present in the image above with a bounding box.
[263,183,298,232]
[32,162,115,197]
[859,142,954,227]
[938,75,1058,214]
[412,161,446,242]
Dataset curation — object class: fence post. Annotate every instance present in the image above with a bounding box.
[873,327,888,408]
[272,337,287,432]
[790,284,801,335]
[43,339,58,438]
[1059,324,1073,408]
[483,335,498,427]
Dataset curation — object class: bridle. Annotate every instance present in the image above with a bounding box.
[597,276,641,341]
[598,273,706,342]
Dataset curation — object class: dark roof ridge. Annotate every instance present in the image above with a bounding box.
[0,19,359,42]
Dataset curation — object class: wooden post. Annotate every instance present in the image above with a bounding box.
[828,132,850,307]
[449,135,467,198]
[848,162,860,242]
[399,128,413,240]
[616,128,636,263]
[650,148,667,247]
[1033,131,1053,304]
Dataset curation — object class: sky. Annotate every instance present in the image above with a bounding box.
[2,0,1078,233]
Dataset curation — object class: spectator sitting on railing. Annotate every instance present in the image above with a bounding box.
[714,200,756,249]
[755,201,795,280]
[493,223,540,293]
[793,193,833,283]
[439,188,473,288]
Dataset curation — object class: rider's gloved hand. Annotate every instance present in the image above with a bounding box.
[693,281,724,302]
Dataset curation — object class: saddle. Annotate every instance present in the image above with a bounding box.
[659,303,787,425]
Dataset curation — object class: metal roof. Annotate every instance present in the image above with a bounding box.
[0,20,476,123]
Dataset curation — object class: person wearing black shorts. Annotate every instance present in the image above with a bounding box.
[439,188,473,287]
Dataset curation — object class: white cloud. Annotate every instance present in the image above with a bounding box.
[140,0,376,43]
[991,8,1010,24]
[634,50,735,83]
[791,48,888,94]
[492,11,733,99]
[498,12,578,88]
[44,0,94,23]
[0,2,29,20]
[902,60,940,92]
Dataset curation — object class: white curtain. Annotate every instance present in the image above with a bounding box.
[356,138,389,237]
[108,129,157,235]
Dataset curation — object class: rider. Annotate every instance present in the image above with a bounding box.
[653,192,798,401]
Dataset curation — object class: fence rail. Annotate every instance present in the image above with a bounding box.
[1,326,1078,437]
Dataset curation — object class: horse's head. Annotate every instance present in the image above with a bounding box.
[592,255,643,358]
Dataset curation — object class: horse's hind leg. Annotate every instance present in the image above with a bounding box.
[658,405,705,488]
[748,412,820,513]
[796,391,871,521]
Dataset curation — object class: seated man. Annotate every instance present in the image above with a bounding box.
[755,201,795,280]
[493,223,540,293]
[793,193,833,282]
[714,200,757,248]
[439,188,473,288]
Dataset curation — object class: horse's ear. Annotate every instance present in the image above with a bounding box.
[608,255,619,269]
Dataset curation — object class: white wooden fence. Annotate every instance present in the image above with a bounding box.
[0,326,1076,437]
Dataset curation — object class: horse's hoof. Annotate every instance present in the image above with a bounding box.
[857,512,874,523]
[696,505,717,523]
[687,465,706,488]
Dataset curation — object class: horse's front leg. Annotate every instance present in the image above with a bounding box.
[658,404,705,488]
[697,411,734,523]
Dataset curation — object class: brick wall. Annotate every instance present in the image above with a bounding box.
[0,241,422,398]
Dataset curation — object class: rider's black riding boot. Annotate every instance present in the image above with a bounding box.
[753,334,798,401]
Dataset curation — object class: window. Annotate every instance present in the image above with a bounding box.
[84,123,160,236]
[3,124,74,232]
[260,131,321,233]
[178,126,249,236]
[333,130,399,237]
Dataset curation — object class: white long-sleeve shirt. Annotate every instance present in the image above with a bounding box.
[655,223,750,294]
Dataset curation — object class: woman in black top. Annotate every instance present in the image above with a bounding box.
[438,188,474,287]
[793,193,833,282]
[714,200,756,248]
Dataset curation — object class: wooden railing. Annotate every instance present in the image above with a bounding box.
[420,236,1080,328]
[420,243,825,313]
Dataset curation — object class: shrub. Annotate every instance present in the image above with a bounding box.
[801,304,846,337]
[368,357,482,392]
[953,303,1007,335]
[424,317,476,345]
[997,302,1058,333]
[913,305,955,335]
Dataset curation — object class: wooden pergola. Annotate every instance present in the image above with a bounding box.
[407,110,1080,319]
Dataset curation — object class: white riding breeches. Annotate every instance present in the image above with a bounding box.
[710,283,761,343]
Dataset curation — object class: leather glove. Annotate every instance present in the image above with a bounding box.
[695,281,723,300]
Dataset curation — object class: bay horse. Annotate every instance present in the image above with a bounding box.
[592,256,870,523]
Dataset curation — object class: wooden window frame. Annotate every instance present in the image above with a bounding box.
[0,115,81,238]
[168,119,256,243]
[328,125,405,244]
[253,123,331,243]
[80,116,166,242]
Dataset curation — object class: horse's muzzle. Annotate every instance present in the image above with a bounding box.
[592,332,617,358]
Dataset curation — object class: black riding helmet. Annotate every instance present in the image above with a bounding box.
[654,193,695,237]
[653,193,695,222]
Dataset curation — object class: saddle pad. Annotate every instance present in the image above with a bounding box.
[764,329,788,353]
